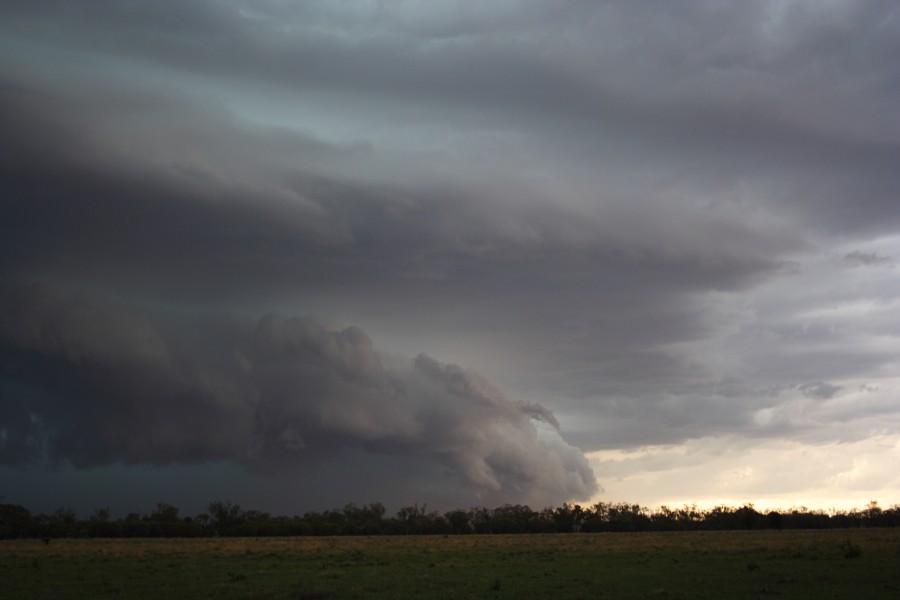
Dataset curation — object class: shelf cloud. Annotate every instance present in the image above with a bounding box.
[1,0,899,514]
[0,285,595,507]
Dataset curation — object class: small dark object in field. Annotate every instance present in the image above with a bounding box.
[747,562,761,571]
[42,537,50,545]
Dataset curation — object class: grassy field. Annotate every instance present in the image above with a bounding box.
[3,529,900,599]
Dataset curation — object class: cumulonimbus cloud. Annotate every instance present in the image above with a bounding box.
[0,284,597,507]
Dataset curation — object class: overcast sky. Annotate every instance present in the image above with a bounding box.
[2,0,899,517]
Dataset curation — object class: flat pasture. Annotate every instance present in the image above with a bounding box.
[3,529,900,599]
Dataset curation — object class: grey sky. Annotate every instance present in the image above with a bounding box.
[2,1,899,516]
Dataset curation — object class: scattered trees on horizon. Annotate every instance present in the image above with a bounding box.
[1,499,898,539]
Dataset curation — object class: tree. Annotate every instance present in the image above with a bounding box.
[861,500,883,527]
[207,501,243,535]
[491,504,536,533]
[396,503,427,535]
[149,503,183,537]
[90,507,110,522]
[49,508,78,537]
[395,504,449,535]
[737,504,761,530]
[445,509,472,534]
[469,506,493,534]
[88,507,119,537]
[342,502,386,535]
[553,503,585,532]
[0,503,34,539]
[150,503,179,523]
[582,502,611,532]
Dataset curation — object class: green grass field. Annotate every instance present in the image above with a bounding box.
[3,529,900,599]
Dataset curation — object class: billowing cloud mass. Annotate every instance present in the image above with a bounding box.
[1,1,899,514]
[0,285,594,508]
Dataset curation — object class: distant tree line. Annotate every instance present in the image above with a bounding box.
[1,499,898,539]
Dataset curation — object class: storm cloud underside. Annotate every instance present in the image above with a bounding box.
[0,285,595,508]
[2,1,900,513]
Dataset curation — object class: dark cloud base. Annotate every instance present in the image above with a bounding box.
[0,284,596,509]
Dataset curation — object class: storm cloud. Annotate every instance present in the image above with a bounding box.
[0,284,595,507]
[2,1,899,513]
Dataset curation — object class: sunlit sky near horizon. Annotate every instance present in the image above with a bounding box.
[2,1,900,517]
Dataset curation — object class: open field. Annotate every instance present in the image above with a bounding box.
[3,529,900,599]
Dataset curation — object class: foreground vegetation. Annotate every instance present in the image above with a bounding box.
[3,529,900,599]
[3,500,899,539]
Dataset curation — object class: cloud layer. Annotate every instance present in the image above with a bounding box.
[1,1,899,512]
[0,284,595,507]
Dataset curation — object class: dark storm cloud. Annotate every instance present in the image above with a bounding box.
[0,64,780,314]
[0,67,786,461]
[2,1,900,508]
[0,284,595,507]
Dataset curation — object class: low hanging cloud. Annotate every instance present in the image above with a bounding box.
[0,284,596,508]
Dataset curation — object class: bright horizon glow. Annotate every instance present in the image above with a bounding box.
[586,434,900,512]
